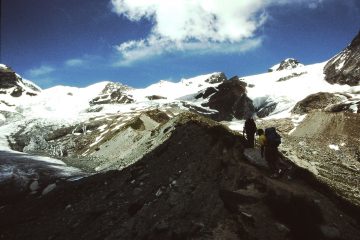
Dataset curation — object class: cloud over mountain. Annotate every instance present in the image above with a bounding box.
[111,0,328,65]
[28,65,55,77]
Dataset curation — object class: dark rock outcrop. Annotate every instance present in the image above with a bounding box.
[277,72,307,82]
[324,31,360,86]
[292,92,343,114]
[200,79,255,121]
[10,87,24,97]
[228,75,248,87]
[146,95,167,100]
[89,82,134,105]
[268,58,304,72]
[0,67,18,89]
[257,101,278,118]
[204,72,227,84]
[195,87,217,99]
[0,65,41,95]
[325,101,360,113]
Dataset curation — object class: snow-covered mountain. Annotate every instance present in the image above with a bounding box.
[1,60,358,127]
[0,64,41,120]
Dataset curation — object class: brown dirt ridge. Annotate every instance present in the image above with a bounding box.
[0,113,359,240]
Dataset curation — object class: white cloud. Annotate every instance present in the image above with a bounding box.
[112,0,267,42]
[28,65,55,77]
[65,58,85,67]
[111,0,330,65]
[114,36,263,66]
[64,55,104,68]
[308,0,324,9]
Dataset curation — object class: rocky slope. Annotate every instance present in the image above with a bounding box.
[1,113,359,240]
[324,31,360,86]
[0,64,40,96]
[256,111,360,208]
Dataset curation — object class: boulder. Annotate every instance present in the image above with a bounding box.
[10,87,23,97]
[292,92,343,114]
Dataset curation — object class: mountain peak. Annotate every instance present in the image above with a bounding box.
[268,58,304,72]
[0,64,41,92]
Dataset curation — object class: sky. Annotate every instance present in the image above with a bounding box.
[1,0,360,89]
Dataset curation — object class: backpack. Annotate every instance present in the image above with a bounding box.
[265,127,281,147]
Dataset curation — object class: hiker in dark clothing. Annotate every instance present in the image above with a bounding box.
[264,127,282,178]
[264,146,280,178]
[243,118,257,148]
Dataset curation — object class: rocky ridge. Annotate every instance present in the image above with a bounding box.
[324,31,360,86]
[268,58,304,72]
[89,82,134,105]
[0,64,40,98]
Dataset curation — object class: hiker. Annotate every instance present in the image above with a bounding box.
[264,127,282,178]
[243,117,257,148]
[257,129,266,158]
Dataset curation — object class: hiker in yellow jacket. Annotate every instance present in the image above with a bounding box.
[257,129,266,158]
[257,128,281,178]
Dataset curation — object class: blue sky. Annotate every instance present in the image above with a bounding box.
[1,0,360,89]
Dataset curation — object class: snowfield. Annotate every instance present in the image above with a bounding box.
[243,62,353,118]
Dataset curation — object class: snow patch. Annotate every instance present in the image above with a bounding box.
[224,120,245,132]
[329,144,340,151]
[349,104,358,113]
[289,114,307,135]
[0,64,8,69]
